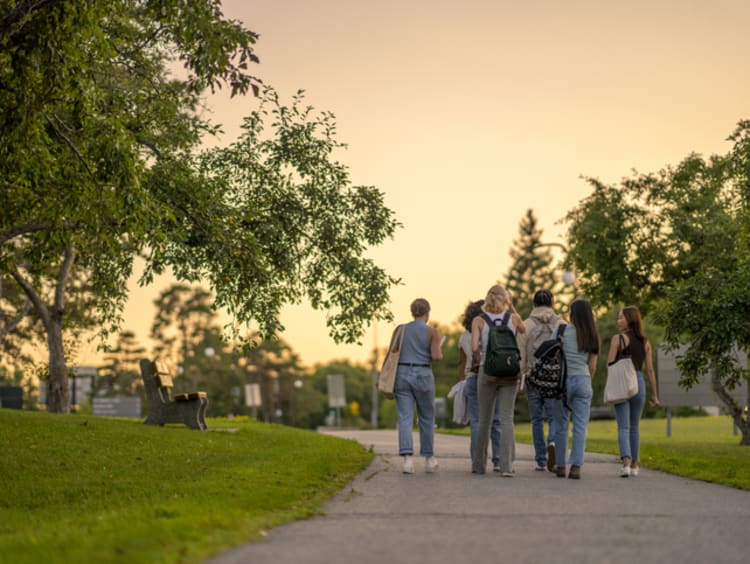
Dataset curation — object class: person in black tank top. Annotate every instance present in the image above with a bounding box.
[607,306,660,478]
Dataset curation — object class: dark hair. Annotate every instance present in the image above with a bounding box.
[533,289,553,307]
[569,299,599,354]
[621,306,647,343]
[462,299,485,332]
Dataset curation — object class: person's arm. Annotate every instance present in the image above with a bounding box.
[517,320,529,376]
[588,354,598,378]
[458,348,467,381]
[644,340,660,407]
[607,334,620,364]
[471,316,483,353]
[429,326,443,361]
[511,312,525,334]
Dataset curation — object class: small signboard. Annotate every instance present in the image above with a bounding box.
[91,397,141,418]
[327,374,346,408]
[244,383,262,407]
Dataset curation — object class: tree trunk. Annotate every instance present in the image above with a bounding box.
[46,317,70,413]
[711,368,749,446]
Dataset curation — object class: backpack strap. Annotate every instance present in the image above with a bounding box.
[554,323,567,341]
[501,311,511,327]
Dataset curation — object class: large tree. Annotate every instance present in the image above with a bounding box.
[503,209,566,318]
[1,1,398,413]
[564,121,750,443]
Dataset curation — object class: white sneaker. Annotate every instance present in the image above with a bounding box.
[425,456,439,473]
[402,455,415,474]
[631,465,640,477]
[619,466,631,478]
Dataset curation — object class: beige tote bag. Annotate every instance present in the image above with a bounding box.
[377,325,405,399]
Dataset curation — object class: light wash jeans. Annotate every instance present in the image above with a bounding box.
[552,374,592,468]
[614,372,646,462]
[527,387,557,467]
[464,373,501,464]
[394,365,435,457]
[473,369,517,474]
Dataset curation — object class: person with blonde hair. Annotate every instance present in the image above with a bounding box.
[607,305,660,477]
[391,298,443,474]
[471,285,525,476]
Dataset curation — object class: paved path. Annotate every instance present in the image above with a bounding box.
[210,429,750,564]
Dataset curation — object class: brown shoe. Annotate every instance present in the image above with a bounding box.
[546,444,556,472]
[568,465,581,479]
[554,465,566,478]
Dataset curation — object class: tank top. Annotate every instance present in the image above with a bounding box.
[399,319,432,365]
[562,324,591,376]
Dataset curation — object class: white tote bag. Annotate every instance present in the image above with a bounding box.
[377,325,404,399]
[603,334,638,404]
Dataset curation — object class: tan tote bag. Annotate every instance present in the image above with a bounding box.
[377,325,405,399]
[603,334,639,404]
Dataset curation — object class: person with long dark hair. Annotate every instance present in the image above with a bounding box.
[551,299,599,479]
[607,305,660,477]
[457,299,501,472]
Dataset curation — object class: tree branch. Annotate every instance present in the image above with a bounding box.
[10,267,51,332]
[54,242,76,313]
[0,220,78,246]
[42,111,96,178]
[0,0,61,38]
[0,295,33,339]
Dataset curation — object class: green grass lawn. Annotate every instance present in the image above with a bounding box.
[0,410,372,564]
[444,414,750,490]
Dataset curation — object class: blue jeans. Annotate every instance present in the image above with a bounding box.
[527,387,556,467]
[614,372,646,462]
[394,365,435,457]
[552,374,592,467]
[464,374,500,464]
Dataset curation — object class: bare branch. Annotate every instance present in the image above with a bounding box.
[10,267,51,331]
[54,243,76,312]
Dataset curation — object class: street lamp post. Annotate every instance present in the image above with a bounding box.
[532,242,576,288]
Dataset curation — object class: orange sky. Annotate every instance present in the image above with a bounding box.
[81,0,750,369]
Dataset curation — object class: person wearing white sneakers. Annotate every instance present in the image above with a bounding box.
[607,306,660,478]
[391,298,443,474]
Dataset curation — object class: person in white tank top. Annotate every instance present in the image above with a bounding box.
[470,285,525,476]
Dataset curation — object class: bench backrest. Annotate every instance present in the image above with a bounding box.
[153,361,174,389]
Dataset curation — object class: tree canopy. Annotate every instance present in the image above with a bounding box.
[0,1,399,412]
[564,121,750,443]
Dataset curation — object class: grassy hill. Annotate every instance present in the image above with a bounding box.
[0,410,372,563]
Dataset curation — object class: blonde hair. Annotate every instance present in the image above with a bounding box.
[483,285,510,314]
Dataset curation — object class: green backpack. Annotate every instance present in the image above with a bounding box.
[481,312,521,379]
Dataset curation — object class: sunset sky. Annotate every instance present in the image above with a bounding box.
[84,0,750,369]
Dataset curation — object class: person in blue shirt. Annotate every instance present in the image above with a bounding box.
[550,298,600,480]
[392,298,443,474]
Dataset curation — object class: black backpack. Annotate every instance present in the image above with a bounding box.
[481,312,521,379]
[527,323,567,399]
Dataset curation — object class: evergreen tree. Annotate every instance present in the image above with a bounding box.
[503,209,563,318]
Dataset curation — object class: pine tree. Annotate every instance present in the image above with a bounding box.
[503,209,565,318]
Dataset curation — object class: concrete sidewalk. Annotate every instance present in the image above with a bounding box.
[210,429,750,564]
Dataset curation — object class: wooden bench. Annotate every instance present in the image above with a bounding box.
[139,359,208,430]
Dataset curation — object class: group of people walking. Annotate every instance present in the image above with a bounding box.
[390,285,660,479]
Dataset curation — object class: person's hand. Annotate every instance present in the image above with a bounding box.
[649,397,661,408]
